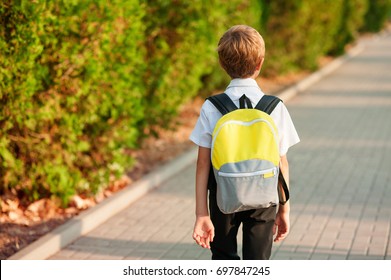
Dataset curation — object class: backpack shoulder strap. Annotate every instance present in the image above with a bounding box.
[278,171,290,205]
[256,94,290,204]
[255,95,282,115]
[206,93,238,115]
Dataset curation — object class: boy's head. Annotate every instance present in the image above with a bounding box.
[217,25,265,79]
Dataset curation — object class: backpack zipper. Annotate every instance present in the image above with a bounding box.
[218,167,277,178]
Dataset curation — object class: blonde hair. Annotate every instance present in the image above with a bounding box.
[217,25,265,78]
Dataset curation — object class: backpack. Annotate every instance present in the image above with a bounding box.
[207,93,289,214]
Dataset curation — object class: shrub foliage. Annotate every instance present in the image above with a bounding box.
[1,0,146,205]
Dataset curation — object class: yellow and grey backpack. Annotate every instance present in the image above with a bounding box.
[207,93,289,214]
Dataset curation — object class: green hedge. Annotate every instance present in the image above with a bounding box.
[0,0,146,205]
[1,0,390,206]
[362,0,391,32]
[259,0,369,74]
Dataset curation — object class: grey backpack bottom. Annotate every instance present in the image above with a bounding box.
[214,160,279,214]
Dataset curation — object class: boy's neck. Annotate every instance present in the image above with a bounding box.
[249,69,261,79]
[238,69,260,80]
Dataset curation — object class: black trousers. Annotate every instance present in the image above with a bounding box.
[209,189,277,260]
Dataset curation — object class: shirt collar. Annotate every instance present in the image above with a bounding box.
[225,78,263,101]
[227,78,260,89]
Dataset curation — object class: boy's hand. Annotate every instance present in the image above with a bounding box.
[273,207,290,242]
[193,216,214,249]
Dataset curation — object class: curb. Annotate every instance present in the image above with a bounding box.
[8,40,364,260]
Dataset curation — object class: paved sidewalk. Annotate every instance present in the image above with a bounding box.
[48,32,391,260]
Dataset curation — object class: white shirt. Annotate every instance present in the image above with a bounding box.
[190,78,300,156]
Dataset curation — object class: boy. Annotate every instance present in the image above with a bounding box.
[189,25,300,260]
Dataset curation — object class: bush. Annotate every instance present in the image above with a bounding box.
[258,0,369,75]
[362,0,391,32]
[0,0,145,206]
[328,0,368,55]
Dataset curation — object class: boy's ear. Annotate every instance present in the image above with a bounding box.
[256,57,264,71]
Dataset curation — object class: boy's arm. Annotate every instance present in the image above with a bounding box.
[274,154,290,242]
[192,146,215,249]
